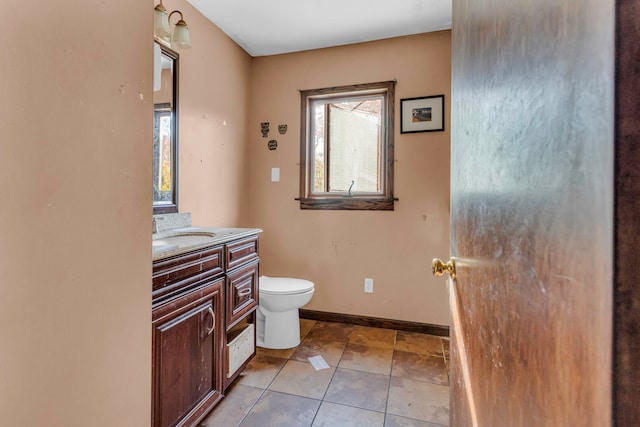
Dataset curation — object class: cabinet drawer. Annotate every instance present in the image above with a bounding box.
[227,324,255,378]
[225,236,259,271]
[152,245,224,300]
[226,260,259,329]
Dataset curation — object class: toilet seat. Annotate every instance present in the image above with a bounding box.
[259,276,314,295]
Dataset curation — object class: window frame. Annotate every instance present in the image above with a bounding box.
[299,81,396,211]
[153,43,179,215]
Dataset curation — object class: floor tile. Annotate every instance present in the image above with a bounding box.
[200,384,263,427]
[391,350,449,385]
[384,413,447,427]
[348,325,396,349]
[395,332,444,356]
[324,368,389,412]
[292,339,347,367]
[338,342,393,375]
[311,401,385,427]
[238,390,320,427]
[387,377,449,425]
[268,360,335,399]
[236,354,286,389]
[257,345,297,359]
[305,321,356,343]
[300,319,316,339]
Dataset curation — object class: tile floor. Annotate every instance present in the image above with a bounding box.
[200,319,450,427]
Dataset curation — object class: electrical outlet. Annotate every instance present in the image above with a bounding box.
[364,278,374,293]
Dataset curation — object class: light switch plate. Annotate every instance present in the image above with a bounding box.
[271,168,280,182]
[364,278,374,293]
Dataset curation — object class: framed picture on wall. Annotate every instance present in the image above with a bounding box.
[400,95,445,133]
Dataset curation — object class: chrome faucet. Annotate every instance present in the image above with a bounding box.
[152,217,159,234]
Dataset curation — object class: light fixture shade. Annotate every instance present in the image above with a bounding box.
[171,20,192,49]
[154,3,171,40]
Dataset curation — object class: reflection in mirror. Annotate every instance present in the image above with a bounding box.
[153,42,178,213]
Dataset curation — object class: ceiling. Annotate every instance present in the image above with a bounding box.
[186,0,452,57]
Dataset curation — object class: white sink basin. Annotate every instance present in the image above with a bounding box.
[152,231,217,254]
[162,231,217,238]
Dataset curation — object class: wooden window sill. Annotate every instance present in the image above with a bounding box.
[298,197,396,211]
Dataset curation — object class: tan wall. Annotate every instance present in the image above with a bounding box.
[163,0,253,227]
[249,32,452,325]
[0,0,151,426]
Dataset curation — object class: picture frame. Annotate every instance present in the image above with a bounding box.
[400,94,445,133]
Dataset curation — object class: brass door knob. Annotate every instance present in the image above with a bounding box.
[432,258,456,278]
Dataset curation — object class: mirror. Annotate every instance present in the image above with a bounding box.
[153,42,179,213]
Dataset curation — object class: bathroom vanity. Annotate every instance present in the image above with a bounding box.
[151,227,261,427]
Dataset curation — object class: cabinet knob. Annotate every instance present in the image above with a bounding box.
[206,307,215,335]
[432,258,456,279]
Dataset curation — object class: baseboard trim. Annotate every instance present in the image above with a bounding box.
[299,309,450,337]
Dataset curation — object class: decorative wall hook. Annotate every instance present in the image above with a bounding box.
[260,122,270,138]
[278,124,288,135]
[268,140,278,150]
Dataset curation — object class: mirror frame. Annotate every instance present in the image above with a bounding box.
[153,43,179,214]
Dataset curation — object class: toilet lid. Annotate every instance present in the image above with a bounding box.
[259,276,314,295]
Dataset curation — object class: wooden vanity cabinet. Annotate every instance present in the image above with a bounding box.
[152,232,260,426]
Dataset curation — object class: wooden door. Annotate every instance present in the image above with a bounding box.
[448,0,614,425]
[615,0,640,424]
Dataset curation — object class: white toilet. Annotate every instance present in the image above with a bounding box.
[257,276,315,349]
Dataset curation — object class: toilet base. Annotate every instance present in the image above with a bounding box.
[256,307,301,349]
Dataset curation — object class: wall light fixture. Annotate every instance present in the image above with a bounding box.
[154,0,192,49]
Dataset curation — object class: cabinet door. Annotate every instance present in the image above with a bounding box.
[152,278,223,427]
[226,260,259,330]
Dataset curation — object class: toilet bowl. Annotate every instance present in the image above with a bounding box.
[257,276,314,349]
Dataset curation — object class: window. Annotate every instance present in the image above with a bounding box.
[299,81,396,210]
